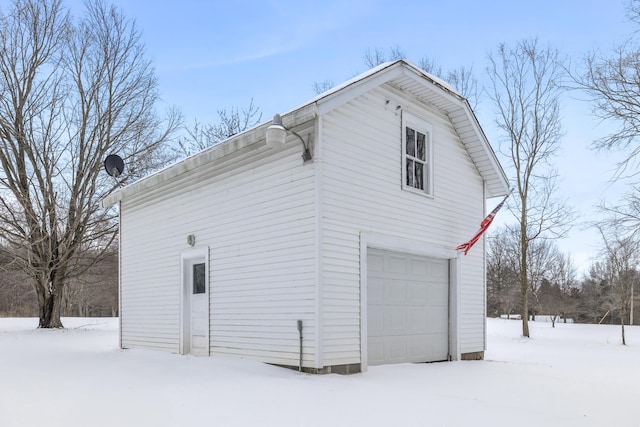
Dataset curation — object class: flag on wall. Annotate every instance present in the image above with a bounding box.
[455,191,511,255]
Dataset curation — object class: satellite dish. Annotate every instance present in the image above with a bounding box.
[104,154,125,178]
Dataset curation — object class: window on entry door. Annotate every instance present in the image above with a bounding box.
[402,113,433,196]
[193,263,206,294]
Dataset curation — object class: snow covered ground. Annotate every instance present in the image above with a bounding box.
[1,317,638,427]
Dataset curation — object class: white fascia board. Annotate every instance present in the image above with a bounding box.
[460,106,509,197]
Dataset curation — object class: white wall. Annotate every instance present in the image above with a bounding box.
[319,85,486,366]
[119,83,492,370]
[120,140,318,367]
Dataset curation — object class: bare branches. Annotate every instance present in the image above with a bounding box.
[360,46,481,109]
[176,99,261,158]
[446,65,479,110]
[576,42,640,178]
[571,1,640,180]
[363,46,405,68]
[487,225,576,323]
[593,220,639,344]
[487,38,574,337]
[0,0,176,327]
[312,79,334,96]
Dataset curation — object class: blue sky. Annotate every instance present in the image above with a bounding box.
[99,1,633,122]
[4,0,637,272]
[88,0,640,273]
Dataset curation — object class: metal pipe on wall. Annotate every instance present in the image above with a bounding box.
[297,320,303,372]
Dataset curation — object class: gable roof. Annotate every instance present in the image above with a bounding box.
[301,60,508,197]
[103,60,508,207]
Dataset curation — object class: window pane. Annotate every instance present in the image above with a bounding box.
[415,162,424,190]
[193,263,206,294]
[406,159,414,187]
[406,127,415,156]
[417,132,426,161]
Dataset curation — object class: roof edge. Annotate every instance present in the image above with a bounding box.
[102,103,318,207]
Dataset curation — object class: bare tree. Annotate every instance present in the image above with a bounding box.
[487,224,575,326]
[416,56,443,77]
[525,237,566,320]
[363,46,406,68]
[0,246,37,316]
[577,262,614,324]
[62,248,117,316]
[575,0,640,179]
[176,99,261,157]
[538,278,563,327]
[595,222,638,344]
[549,252,579,323]
[312,79,335,96]
[315,47,480,107]
[487,38,574,337]
[534,251,578,327]
[446,65,480,110]
[487,226,521,318]
[0,0,178,328]
[417,58,479,110]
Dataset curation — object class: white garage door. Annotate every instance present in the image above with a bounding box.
[367,248,449,365]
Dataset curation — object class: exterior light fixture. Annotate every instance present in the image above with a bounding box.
[266,114,312,161]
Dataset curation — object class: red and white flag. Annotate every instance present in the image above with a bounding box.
[455,191,510,255]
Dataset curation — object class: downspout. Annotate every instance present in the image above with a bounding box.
[297,320,303,372]
[482,183,487,352]
[118,200,123,350]
[313,109,324,370]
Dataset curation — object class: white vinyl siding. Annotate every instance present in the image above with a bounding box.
[120,142,317,367]
[115,61,504,373]
[320,86,486,366]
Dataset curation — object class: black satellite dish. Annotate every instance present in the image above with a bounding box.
[104,154,125,178]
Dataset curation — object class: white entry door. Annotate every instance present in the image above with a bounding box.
[182,253,209,356]
[367,248,449,365]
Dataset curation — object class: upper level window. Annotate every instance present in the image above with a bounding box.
[402,114,433,196]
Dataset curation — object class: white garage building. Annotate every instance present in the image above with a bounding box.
[103,60,509,373]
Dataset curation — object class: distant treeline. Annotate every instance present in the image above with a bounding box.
[0,247,118,318]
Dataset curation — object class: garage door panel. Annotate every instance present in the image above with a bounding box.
[386,336,408,362]
[367,248,449,366]
[408,309,428,334]
[368,337,385,365]
[429,284,448,306]
[408,336,429,360]
[430,259,449,278]
[368,306,384,334]
[372,334,447,365]
[428,333,449,358]
[388,255,408,274]
[368,253,385,273]
[368,277,385,304]
[428,308,448,333]
[409,258,428,275]
[384,280,408,304]
[407,283,428,305]
[384,307,408,332]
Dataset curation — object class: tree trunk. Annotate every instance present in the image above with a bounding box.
[621,309,626,346]
[520,226,530,337]
[521,292,529,337]
[36,278,65,329]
